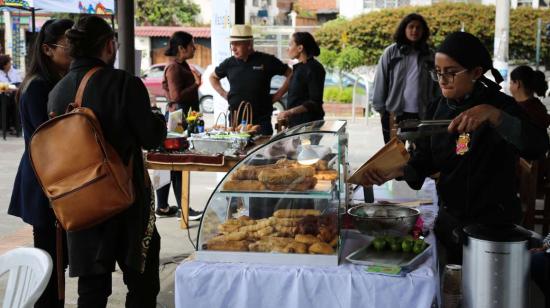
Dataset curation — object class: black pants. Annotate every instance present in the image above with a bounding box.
[76,231,160,308]
[156,171,182,209]
[380,111,419,144]
[33,223,67,308]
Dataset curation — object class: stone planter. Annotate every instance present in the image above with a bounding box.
[323,103,365,117]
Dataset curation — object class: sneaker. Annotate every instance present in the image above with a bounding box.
[188,208,203,221]
[155,205,179,218]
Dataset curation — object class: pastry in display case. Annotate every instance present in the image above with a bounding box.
[196,120,348,266]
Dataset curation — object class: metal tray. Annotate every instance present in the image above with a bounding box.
[345,241,431,272]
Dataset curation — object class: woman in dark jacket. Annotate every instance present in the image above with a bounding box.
[47,16,166,308]
[8,18,74,308]
[363,32,549,264]
[277,32,325,128]
[509,65,550,129]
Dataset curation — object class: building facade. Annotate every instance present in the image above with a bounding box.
[340,0,548,19]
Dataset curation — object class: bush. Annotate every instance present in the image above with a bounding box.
[324,86,353,103]
[317,3,550,65]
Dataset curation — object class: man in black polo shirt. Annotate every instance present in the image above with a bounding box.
[210,24,291,135]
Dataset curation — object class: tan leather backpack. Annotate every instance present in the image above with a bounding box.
[29,67,135,231]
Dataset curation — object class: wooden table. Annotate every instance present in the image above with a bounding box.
[145,156,240,229]
[146,136,270,228]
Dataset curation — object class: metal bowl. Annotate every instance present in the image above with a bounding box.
[347,203,420,236]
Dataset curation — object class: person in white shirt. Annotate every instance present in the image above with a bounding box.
[0,54,22,85]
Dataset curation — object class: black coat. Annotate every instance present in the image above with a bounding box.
[403,82,549,260]
[9,75,56,228]
[48,57,167,276]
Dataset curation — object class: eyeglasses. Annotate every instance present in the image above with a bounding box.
[50,44,68,50]
[429,69,468,83]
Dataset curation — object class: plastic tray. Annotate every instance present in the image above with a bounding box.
[345,241,431,273]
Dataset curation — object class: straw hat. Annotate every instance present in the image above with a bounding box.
[229,24,253,42]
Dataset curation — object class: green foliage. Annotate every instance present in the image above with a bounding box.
[318,48,338,72]
[136,0,200,26]
[324,86,353,103]
[335,47,365,72]
[316,3,550,65]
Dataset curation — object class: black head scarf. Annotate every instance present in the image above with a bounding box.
[437,32,503,88]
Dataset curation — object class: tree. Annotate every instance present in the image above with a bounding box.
[316,3,550,65]
[318,48,338,73]
[136,0,200,26]
[334,47,364,89]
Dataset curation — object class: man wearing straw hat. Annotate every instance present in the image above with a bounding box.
[210,24,291,135]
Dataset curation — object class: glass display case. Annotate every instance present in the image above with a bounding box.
[196,120,349,266]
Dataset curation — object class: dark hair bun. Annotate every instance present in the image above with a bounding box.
[292,32,320,57]
[533,70,548,97]
[511,65,548,97]
[67,15,114,58]
[65,28,86,41]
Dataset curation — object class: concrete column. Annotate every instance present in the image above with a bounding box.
[116,0,135,75]
[3,10,11,56]
[494,0,509,88]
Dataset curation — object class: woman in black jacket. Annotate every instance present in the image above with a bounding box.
[363,32,549,264]
[8,18,74,308]
[277,32,325,128]
[47,16,167,308]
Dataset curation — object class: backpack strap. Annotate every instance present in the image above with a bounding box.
[74,66,102,108]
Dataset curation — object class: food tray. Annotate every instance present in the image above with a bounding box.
[345,241,431,272]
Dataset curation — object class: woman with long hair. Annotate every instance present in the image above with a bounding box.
[372,13,440,143]
[8,18,74,308]
[277,31,325,128]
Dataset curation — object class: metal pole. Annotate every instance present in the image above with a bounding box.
[536,18,542,70]
[31,7,35,33]
[116,0,135,75]
[494,0,510,88]
[235,0,245,24]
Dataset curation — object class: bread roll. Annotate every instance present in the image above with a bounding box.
[268,217,301,227]
[293,166,316,177]
[273,209,321,218]
[283,241,308,254]
[314,170,338,181]
[309,242,334,254]
[208,231,248,242]
[258,168,303,184]
[295,234,320,245]
[206,240,249,251]
[223,180,265,191]
[265,177,317,191]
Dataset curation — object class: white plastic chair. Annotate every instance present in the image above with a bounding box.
[0,247,52,308]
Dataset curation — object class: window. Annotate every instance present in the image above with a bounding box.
[517,0,532,6]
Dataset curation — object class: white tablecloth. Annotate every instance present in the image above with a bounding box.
[175,230,437,308]
[175,180,439,308]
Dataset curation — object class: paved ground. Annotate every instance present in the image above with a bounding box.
[0,114,384,307]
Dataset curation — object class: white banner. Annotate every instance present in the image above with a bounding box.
[210,0,231,120]
[32,0,114,14]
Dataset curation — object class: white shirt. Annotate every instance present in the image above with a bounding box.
[0,68,22,84]
[402,50,420,114]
